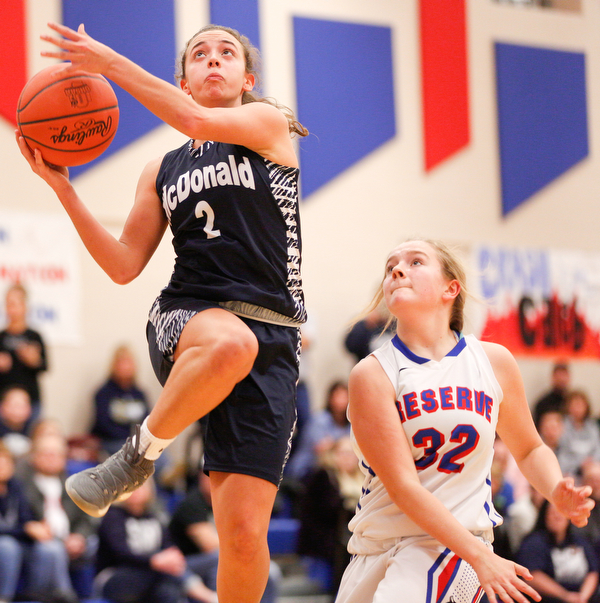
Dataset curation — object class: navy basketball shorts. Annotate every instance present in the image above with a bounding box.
[146,299,300,486]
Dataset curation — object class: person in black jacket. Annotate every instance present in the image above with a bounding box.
[0,284,48,421]
[95,478,216,603]
[91,345,150,457]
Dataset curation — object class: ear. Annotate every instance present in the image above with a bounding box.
[443,280,461,301]
[180,79,192,96]
[243,72,255,92]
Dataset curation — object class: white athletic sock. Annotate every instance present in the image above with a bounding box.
[137,417,175,461]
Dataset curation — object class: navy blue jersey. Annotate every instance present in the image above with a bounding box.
[155,139,306,323]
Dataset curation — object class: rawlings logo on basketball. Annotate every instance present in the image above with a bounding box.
[64,82,92,108]
[50,116,115,146]
[16,64,119,166]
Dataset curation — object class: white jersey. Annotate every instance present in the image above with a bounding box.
[348,333,503,555]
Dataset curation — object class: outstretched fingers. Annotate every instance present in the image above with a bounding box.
[481,561,540,603]
[47,21,81,40]
[40,22,81,56]
[552,479,595,527]
[39,21,109,74]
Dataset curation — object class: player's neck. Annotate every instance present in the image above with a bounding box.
[396,319,457,361]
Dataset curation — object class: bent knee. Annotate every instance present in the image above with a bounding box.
[212,326,258,373]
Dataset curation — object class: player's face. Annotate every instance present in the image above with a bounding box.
[383,241,455,317]
[181,30,254,108]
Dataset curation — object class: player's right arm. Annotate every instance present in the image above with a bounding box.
[348,355,540,603]
[40,23,298,168]
[16,130,167,284]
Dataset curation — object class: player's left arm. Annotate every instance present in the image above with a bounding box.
[485,341,594,527]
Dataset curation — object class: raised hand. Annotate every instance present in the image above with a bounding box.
[40,22,118,75]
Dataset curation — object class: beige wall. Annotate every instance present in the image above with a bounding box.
[2,0,600,442]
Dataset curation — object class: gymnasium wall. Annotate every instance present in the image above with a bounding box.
[1,0,600,436]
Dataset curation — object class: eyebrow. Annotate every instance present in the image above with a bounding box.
[189,39,238,55]
[386,249,429,264]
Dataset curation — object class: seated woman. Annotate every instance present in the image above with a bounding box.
[516,499,600,603]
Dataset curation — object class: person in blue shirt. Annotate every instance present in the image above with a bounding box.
[517,499,600,603]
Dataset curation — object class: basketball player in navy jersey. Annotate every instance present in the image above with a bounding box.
[335,239,594,603]
[17,22,307,603]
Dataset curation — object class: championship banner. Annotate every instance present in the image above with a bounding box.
[0,211,81,345]
[473,245,600,359]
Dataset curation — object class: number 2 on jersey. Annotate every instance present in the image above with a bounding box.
[413,425,480,474]
[195,201,221,239]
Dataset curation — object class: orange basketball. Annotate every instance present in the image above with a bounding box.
[17,63,119,167]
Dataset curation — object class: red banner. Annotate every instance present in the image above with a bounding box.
[473,246,600,359]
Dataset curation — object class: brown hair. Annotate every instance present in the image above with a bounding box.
[178,25,308,138]
[566,389,591,420]
[359,239,468,333]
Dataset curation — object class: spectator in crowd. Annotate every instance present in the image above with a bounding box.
[532,361,570,426]
[557,390,600,478]
[0,284,48,419]
[537,410,565,455]
[95,478,217,603]
[493,436,530,503]
[169,470,280,603]
[18,433,98,595]
[286,380,351,482]
[292,317,317,464]
[296,435,362,593]
[575,460,600,562]
[91,344,151,458]
[516,499,600,603]
[504,485,545,558]
[30,417,65,441]
[490,458,515,560]
[344,302,394,364]
[0,385,34,460]
[0,441,77,603]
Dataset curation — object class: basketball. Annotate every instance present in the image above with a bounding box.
[17,63,119,167]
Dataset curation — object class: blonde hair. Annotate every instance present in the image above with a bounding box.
[178,25,308,138]
[359,239,468,333]
[110,344,135,370]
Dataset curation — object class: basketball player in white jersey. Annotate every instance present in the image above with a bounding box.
[336,239,593,603]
